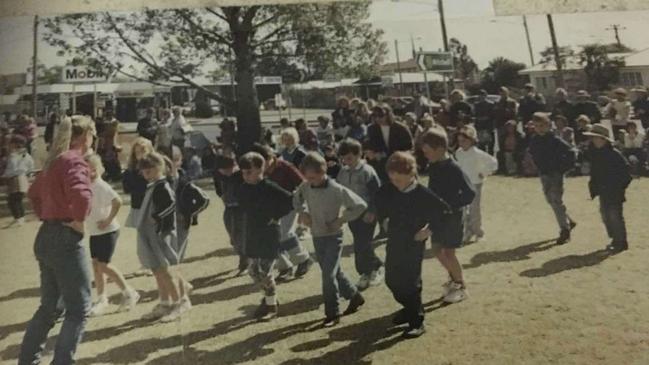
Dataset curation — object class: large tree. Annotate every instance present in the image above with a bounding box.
[480,57,527,93]
[43,2,386,151]
[578,43,626,91]
[448,38,479,84]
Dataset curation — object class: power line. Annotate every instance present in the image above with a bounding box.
[605,24,626,46]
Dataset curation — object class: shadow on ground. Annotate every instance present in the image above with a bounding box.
[519,249,612,278]
[463,239,557,269]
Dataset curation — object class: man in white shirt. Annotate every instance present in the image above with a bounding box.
[455,125,498,243]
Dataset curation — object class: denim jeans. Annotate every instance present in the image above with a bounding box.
[19,222,92,365]
[600,198,627,245]
[540,173,572,230]
[313,234,357,318]
[276,210,311,271]
[348,218,383,276]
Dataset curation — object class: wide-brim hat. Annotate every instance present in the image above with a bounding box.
[613,87,628,96]
[524,83,534,89]
[632,87,648,94]
[458,125,478,142]
[582,123,615,142]
[576,90,590,97]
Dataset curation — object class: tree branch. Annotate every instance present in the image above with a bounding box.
[205,7,229,23]
[176,10,232,47]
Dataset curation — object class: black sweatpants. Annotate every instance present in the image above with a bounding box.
[385,239,425,328]
[348,217,383,276]
[8,192,25,219]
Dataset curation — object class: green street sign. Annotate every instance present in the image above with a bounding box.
[416,52,454,73]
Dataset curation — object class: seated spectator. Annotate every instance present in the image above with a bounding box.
[346,114,368,142]
[279,127,307,168]
[294,118,319,152]
[315,116,335,147]
[183,146,203,180]
[622,121,646,175]
[323,144,341,178]
[553,115,576,147]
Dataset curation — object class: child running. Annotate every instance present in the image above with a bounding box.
[250,143,314,281]
[84,154,140,316]
[336,138,384,291]
[583,124,632,253]
[2,134,33,227]
[123,137,155,276]
[454,125,498,243]
[137,152,188,322]
[420,127,475,303]
[529,112,577,244]
[294,152,367,328]
[236,152,294,321]
[375,151,448,338]
[213,152,249,275]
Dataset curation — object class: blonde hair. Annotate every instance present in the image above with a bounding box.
[44,115,96,169]
[84,153,105,176]
[280,127,300,146]
[128,137,154,170]
[137,151,169,175]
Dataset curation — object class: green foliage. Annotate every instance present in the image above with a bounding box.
[448,38,478,83]
[538,46,575,66]
[480,57,527,93]
[578,43,626,91]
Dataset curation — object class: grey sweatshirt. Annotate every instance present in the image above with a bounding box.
[336,160,381,210]
[293,178,367,238]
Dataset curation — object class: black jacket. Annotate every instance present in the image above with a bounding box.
[529,133,576,175]
[449,101,473,126]
[122,168,148,209]
[236,179,293,259]
[474,100,495,130]
[137,117,158,142]
[366,121,413,156]
[588,145,631,203]
[426,158,475,210]
[172,169,209,229]
[518,94,546,122]
[552,100,575,125]
[150,179,176,234]
[493,97,518,129]
[573,101,602,124]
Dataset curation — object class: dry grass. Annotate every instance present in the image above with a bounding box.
[1,176,648,365]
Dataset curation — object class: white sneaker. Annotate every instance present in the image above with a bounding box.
[443,282,468,303]
[117,290,140,312]
[159,298,191,323]
[142,303,172,320]
[89,298,110,317]
[368,267,384,287]
[16,217,25,226]
[356,274,370,291]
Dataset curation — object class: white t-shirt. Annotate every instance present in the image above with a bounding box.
[380,125,390,147]
[87,178,121,236]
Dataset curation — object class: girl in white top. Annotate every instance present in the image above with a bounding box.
[170,106,192,148]
[455,125,498,243]
[605,88,632,133]
[85,154,140,316]
[2,135,34,226]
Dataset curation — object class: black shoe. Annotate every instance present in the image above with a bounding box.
[322,316,340,328]
[275,268,293,282]
[402,324,426,339]
[294,258,314,278]
[556,229,571,245]
[569,220,577,231]
[606,243,628,253]
[259,303,278,322]
[343,293,365,315]
[392,310,408,326]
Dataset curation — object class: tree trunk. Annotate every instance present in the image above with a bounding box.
[232,32,261,154]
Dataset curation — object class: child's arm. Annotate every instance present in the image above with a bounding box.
[456,168,476,208]
[293,182,311,226]
[480,149,499,177]
[338,186,368,224]
[98,196,122,230]
[363,168,382,221]
[152,183,176,233]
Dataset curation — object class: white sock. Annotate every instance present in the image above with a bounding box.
[265,295,277,306]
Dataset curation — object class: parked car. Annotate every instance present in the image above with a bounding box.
[262,97,287,111]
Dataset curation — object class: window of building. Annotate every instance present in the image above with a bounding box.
[620,72,643,87]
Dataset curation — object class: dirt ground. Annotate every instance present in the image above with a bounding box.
[1,175,648,365]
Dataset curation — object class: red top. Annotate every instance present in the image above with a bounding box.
[28,149,92,222]
[267,159,304,192]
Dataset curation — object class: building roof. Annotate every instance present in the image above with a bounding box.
[380,59,419,73]
[13,82,172,95]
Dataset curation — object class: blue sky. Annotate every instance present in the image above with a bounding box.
[1,0,648,76]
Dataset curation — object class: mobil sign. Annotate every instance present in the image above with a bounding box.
[62,66,107,83]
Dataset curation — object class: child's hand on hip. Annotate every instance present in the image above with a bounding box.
[97,219,111,231]
[362,212,376,223]
[64,221,85,235]
[326,217,344,232]
[298,212,312,227]
[414,224,432,242]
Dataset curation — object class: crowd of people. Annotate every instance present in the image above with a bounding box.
[1,82,640,363]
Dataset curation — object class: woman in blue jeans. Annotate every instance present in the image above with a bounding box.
[19,115,95,365]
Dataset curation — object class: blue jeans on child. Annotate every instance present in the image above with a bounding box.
[599,198,627,245]
[540,173,572,230]
[19,222,92,365]
[313,233,358,318]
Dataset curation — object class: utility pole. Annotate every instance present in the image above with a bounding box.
[410,34,416,59]
[546,14,565,89]
[394,39,404,96]
[605,24,626,47]
[438,0,449,52]
[32,15,39,119]
[522,15,535,65]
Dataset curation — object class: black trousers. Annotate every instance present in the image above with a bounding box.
[600,198,627,246]
[8,192,25,219]
[385,239,425,327]
[348,218,383,276]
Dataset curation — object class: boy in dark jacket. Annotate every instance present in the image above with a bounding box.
[420,127,475,304]
[583,124,632,253]
[375,152,448,338]
[529,112,577,244]
[214,153,249,275]
[236,152,294,321]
